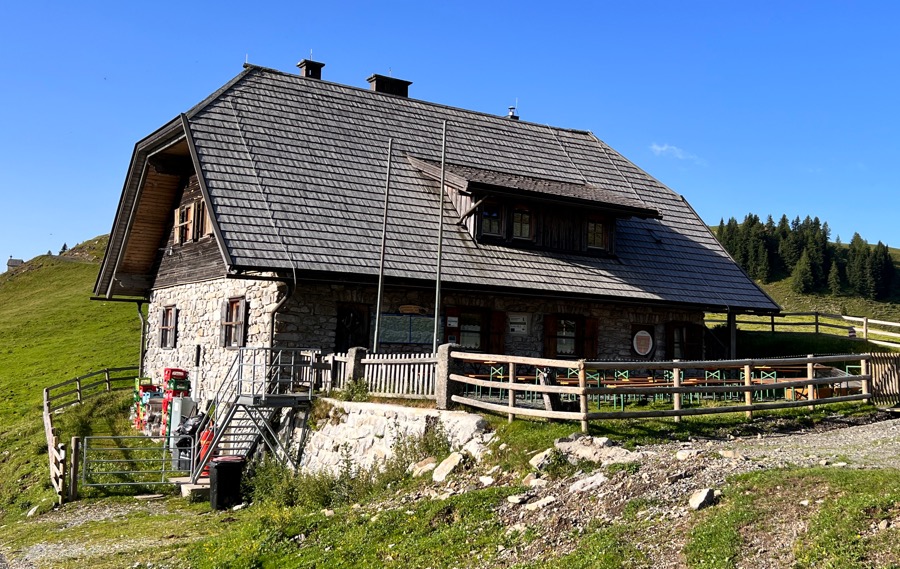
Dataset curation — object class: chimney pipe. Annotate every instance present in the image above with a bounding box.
[297,59,325,80]
[507,106,519,120]
[367,74,412,97]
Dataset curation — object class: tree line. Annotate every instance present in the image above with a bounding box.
[715,214,895,299]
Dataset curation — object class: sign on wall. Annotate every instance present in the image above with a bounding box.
[631,325,655,357]
[508,313,530,335]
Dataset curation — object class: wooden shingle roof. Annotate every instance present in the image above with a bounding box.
[100,64,779,313]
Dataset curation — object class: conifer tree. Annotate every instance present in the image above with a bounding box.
[792,250,815,293]
[828,262,842,296]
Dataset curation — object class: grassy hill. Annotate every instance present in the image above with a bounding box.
[0,236,140,521]
[0,235,897,567]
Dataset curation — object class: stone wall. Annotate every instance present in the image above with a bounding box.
[298,399,488,475]
[275,282,704,360]
[145,277,281,399]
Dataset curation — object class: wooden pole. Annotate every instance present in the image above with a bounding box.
[860,356,870,399]
[68,437,80,502]
[807,354,816,411]
[744,364,753,419]
[578,361,588,433]
[105,369,111,392]
[507,362,516,423]
[672,362,682,423]
[814,312,820,335]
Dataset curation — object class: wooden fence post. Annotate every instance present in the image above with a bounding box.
[68,437,80,502]
[76,379,82,404]
[672,361,682,423]
[578,360,588,433]
[104,368,111,392]
[57,443,67,506]
[744,364,753,419]
[507,362,516,423]
[863,317,869,341]
[814,313,820,335]
[860,356,870,400]
[807,354,816,411]
[770,315,775,333]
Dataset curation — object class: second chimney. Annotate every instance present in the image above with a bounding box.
[367,74,412,97]
[297,59,325,80]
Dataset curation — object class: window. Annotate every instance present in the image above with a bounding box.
[481,202,503,236]
[459,312,484,350]
[542,314,597,359]
[159,306,177,349]
[586,217,607,250]
[221,297,247,348]
[194,200,212,239]
[173,203,194,245]
[665,322,703,360]
[512,206,533,240]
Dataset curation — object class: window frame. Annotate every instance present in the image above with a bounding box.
[221,297,247,348]
[480,201,504,237]
[159,305,177,349]
[511,205,534,241]
[586,215,610,251]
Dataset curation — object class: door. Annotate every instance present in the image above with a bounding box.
[335,303,370,352]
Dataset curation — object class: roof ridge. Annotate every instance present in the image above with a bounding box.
[232,63,594,136]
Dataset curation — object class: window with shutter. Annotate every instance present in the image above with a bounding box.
[222,297,247,348]
[159,306,177,349]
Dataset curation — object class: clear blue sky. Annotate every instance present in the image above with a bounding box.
[2,1,898,268]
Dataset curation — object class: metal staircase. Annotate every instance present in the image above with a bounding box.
[189,349,325,483]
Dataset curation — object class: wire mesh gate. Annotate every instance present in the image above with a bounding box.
[81,435,195,488]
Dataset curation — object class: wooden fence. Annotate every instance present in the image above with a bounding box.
[707,311,900,350]
[446,351,888,432]
[42,366,139,503]
[326,351,437,399]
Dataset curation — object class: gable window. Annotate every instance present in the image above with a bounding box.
[586,217,608,250]
[194,200,212,239]
[174,203,194,245]
[481,202,503,237]
[221,297,247,348]
[159,305,177,349]
[512,206,533,240]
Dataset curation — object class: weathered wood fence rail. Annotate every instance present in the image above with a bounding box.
[436,347,900,432]
[42,366,139,503]
[707,311,900,349]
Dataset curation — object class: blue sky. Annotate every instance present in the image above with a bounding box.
[2,1,898,268]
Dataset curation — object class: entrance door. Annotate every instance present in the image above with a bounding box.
[335,303,370,352]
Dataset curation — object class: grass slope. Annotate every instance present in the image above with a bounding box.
[0,237,140,522]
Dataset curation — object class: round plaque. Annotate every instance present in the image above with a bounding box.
[632,330,654,356]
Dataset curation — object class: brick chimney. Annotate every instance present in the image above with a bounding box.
[366,74,412,97]
[297,59,325,80]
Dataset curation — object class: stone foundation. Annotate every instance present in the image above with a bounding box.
[297,399,488,475]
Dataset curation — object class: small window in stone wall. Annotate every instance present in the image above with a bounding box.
[159,305,178,349]
[221,297,247,348]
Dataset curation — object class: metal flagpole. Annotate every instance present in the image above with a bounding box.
[373,138,393,354]
[432,121,448,352]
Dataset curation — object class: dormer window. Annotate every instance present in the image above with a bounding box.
[586,216,609,251]
[512,206,533,240]
[481,202,503,236]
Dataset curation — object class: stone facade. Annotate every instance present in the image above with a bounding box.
[145,276,704,401]
[275,282,704,360]
[297,399,488,475]
[145,276,281,400]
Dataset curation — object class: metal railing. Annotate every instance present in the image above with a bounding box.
[81,435,195,487]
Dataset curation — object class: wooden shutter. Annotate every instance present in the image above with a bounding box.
[219,300,229,347]
[488,311,506,354]
[543,314,558,358]
[238,298,248,347]
[173,210,182,245]
[173,307,179,349]
[159,308,167,348]
[583,317,599,360]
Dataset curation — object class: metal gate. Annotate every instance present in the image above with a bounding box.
[81,435,195,488]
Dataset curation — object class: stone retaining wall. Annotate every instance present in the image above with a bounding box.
[297,399,489,475]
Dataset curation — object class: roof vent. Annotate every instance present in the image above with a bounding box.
[507,106,519,120]
[367,74,412,97]
[297,59,325,80]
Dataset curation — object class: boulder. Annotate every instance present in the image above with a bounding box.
[688,488,716,510]
[409,457,437,478]
[569,472,609,494]
[432,452,464,483]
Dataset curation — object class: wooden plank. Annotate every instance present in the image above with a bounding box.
[450,373,583,395]
[451,351,580,369]
[451,394,585,421]
[585,394,870,420]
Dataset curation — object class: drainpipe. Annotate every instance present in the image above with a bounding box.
[137,302,146,377]
[269,279,296,350]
